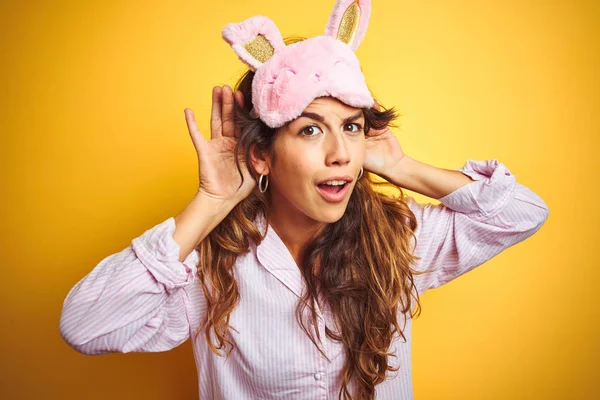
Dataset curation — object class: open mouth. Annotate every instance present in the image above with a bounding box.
[316,182,348,193]
[315,181,351,203]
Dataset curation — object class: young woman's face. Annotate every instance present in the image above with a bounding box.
[266,96,366,224]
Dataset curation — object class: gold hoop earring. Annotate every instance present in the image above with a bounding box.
[258,174,269,193]
[358,167,363,180]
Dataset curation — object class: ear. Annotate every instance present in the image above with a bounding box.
[222,15,286,71]
[324,0,372,51]
[249,144,271,176]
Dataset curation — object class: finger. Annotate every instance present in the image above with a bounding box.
[211,86,223,140]
[221,85,235,137]
[234,89,245,109]
[233,90,245,139]
[184,108,207,152]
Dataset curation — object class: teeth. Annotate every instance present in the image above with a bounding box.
[322,180,346,186]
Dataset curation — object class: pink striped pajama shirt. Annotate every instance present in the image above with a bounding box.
[59,158,549,399]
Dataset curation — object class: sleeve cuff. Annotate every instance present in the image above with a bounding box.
[437,159,517,219]
[131,217,199,292]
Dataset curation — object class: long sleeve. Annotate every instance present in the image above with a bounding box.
[407,159,549,296]
[59,217,201,355]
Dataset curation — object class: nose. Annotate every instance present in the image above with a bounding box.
[324,130,351,166]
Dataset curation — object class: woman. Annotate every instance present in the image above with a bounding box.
[59,1,549,399]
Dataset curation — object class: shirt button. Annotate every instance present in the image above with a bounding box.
[505,171,511,176]
[314,372,323,380]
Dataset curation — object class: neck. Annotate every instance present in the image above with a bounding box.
[267,200,326,267]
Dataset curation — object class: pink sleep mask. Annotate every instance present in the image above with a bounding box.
[221,0,375,129]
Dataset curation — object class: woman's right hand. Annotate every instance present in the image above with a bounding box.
[184,85,256,204]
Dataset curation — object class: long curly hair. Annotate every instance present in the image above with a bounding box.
[193,36,431,399]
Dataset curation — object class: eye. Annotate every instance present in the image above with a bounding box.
[345,123,363,134]
[299,122,363,137]
[299,124,323,137]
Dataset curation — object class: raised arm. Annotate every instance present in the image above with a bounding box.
[59,91,256,354]
[59,188,244,355]
[59,215,202,355]
[404,159,549,295]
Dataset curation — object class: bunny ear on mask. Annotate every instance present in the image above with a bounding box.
[220,0,375,129]
[324,0,372,52]
[221,15,286,71]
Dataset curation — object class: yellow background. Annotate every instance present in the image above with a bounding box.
[1,0,597,398]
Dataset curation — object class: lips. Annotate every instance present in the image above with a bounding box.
[315,181,350,203]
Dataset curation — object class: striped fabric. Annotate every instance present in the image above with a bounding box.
[59,158,549,399]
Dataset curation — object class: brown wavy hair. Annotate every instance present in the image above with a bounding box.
[193,36,431,399]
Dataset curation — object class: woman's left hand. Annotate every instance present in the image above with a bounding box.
[363,102,406,178]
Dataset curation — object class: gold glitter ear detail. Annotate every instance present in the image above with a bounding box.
[337,1,360,45]
[243,34,275,64]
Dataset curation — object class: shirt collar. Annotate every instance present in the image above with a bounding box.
[253,212,305,299]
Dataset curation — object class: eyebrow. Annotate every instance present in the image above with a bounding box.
[298,111,364,125]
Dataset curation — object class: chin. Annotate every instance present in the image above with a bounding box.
[313,205,348,224]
